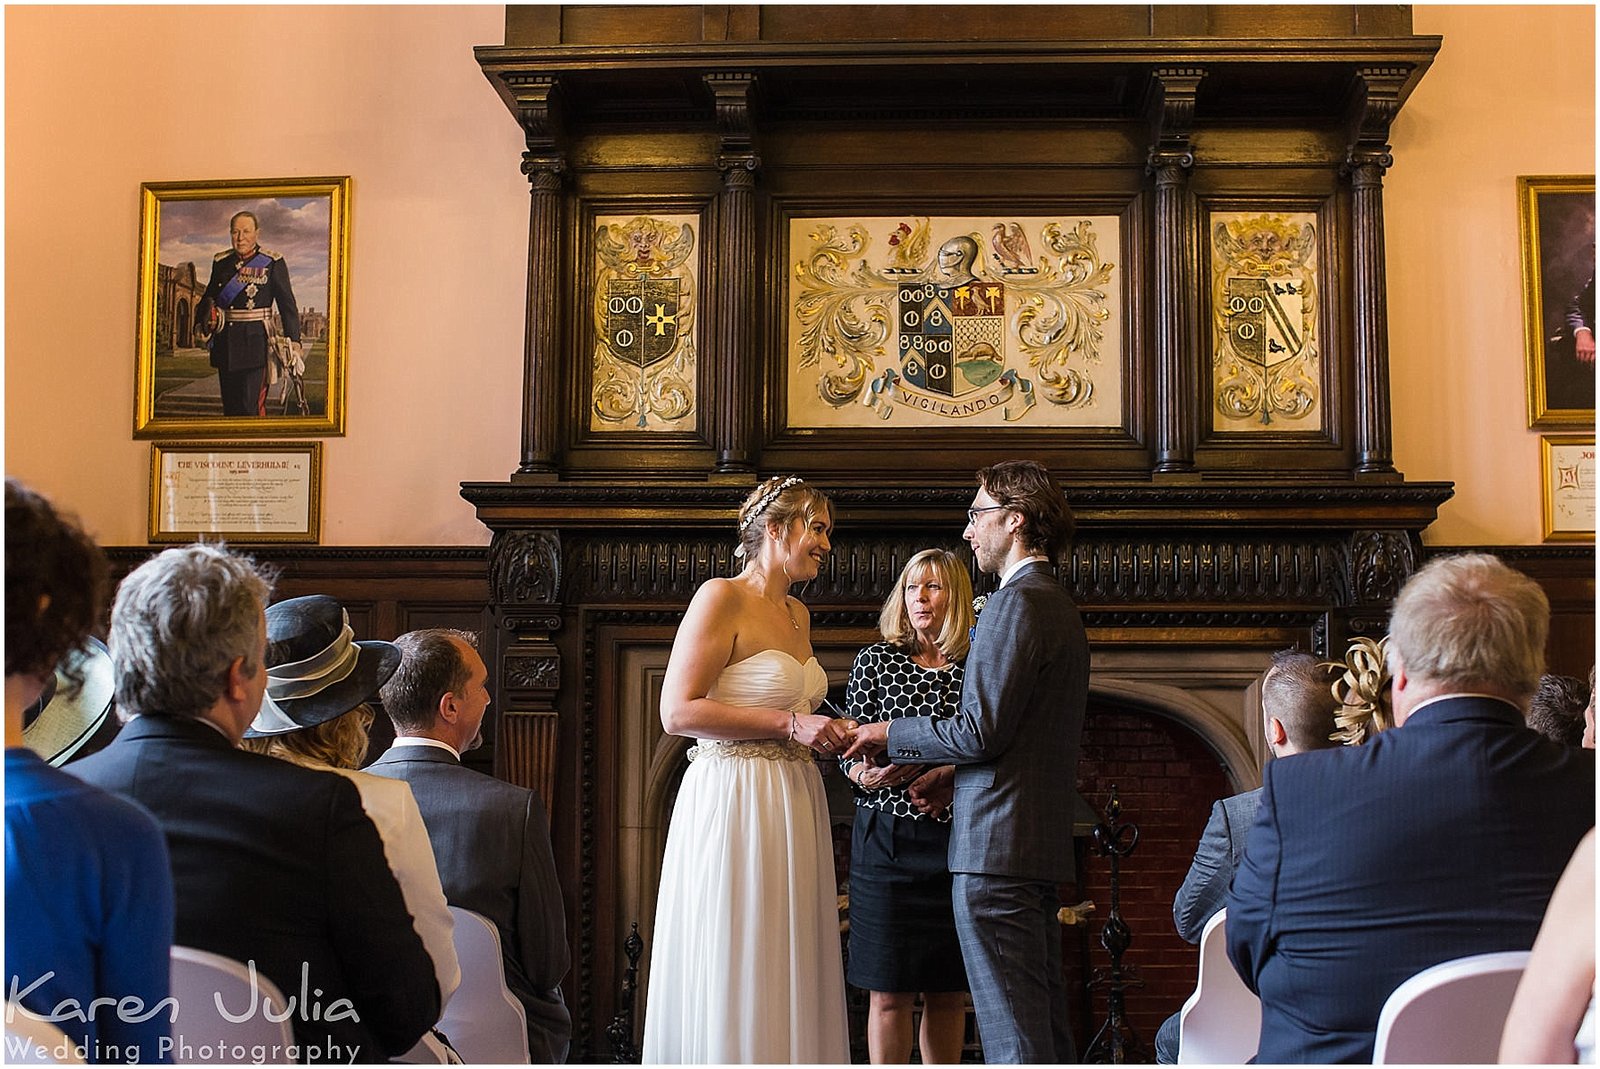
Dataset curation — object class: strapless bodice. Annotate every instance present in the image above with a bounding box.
[706,649,827,716]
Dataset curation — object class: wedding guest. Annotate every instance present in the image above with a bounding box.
[1528,673,1589,747]
[840,549,975,1064]
[1499,829,1596,1063]
[5,479,174,1064]
[1227,553,1595,1062]
[845,460,1088,1063]
[1154,650,1340,1063]
[369,629,571,1062]
[642,476,856,1063]
[241,595,460,1012]
[69,544,438,1064]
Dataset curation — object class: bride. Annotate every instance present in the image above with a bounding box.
[642,475,856,1064]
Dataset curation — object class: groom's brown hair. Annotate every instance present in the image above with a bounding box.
[976,460,1074,560]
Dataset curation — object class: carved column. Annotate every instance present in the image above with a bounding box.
[488,528,564,808]
[1342,67,1408,477]
[705,73,761,474]
[1146,68,1205,474]
[506,75,567,476]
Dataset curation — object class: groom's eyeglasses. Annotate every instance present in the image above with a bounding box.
[966,505,1008,523]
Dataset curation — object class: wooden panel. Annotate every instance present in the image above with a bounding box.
[1488,547,1597,680]
[759,4,1154,42]
[559,4,708,45]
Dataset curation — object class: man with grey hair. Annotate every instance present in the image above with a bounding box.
[1227,553,1594,1062]
[69,545,439,1064]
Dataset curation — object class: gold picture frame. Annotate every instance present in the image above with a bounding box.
[1540,434,1594,543]
[1517,175,1595,428]
[134,176,351,438]
[149,441,323,544]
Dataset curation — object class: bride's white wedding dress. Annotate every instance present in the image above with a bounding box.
[642,649,851,1064]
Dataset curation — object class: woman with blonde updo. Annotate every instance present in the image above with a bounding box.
[642,475,856,1063]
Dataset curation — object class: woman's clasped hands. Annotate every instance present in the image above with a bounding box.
[791,711,859,757]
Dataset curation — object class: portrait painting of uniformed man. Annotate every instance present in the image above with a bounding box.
[149,194,333,422]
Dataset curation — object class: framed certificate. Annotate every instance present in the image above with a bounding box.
[149,441,322,543]
[1540,434,1595,543]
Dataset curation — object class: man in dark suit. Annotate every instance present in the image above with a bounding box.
[196,210,301,417]
[68,544,439,1064]
[1154,650,1341,1063]
[846,459,1088,1063]
[367,629,572,1063]
[1227,553,1596,1063]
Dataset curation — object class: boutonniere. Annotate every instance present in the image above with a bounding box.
[969,594,989,642]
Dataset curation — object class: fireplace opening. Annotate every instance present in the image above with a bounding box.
[616,640,1263,1061]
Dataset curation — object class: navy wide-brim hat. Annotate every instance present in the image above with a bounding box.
[244,594,401,739]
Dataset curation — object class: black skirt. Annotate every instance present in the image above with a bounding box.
[845,807,969,993]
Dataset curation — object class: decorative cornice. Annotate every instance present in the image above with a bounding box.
[463,479,1456,512]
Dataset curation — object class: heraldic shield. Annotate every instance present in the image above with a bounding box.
[897,280,1006,398]
[1224,276,1305,368]
[605,277,681,369]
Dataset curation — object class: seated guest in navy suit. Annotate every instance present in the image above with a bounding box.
[1154,650,1341,1063]
[367,629,571,1062]
[69,545,439,1065]
[1227,553,1595,1063]
[5,480,174,1064]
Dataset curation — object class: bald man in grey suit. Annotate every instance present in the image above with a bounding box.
[366,629,571,1063]
[847,460,1088,1063]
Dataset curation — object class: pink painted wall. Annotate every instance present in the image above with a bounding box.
[5,5,527,546]
[1390,4,1595,544]
[6,5,1594,547]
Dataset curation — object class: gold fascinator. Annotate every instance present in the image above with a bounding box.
[1325,635,1392,746]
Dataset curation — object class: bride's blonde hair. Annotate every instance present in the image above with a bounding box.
[734,475,832,563]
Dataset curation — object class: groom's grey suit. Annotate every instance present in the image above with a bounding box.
[886,559,1089,1062]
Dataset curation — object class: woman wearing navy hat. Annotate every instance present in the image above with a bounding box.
[241,595,461,1019]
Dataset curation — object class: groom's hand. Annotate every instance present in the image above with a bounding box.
[841,720,889,763]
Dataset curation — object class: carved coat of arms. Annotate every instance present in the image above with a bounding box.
[1211,213,1321,430]
[788,216,1121,428]
[591,216,697,430]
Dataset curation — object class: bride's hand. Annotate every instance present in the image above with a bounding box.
[791,713,855,757]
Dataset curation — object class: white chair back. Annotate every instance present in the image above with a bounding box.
[436,907,529,1064]
[1372,949,1530,1064]
[1177,908,1261,1064]
[168,946,296,1064]
[3,1004,86,1064]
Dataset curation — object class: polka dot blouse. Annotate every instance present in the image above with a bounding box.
[840,642,963,822]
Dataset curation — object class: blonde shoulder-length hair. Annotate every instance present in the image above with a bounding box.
[878,549,976,661]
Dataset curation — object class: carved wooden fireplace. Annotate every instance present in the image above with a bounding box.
[462,5,1458,1057]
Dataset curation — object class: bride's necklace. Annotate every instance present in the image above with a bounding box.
[775,596,799,630]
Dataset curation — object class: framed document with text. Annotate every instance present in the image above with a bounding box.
[149,441,322,543]
[1540,434,1595,542]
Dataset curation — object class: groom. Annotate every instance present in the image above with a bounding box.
[846,459,1089,1062]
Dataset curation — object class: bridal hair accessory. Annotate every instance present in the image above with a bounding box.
[1324,635,1392,746]
[732,476,805,559]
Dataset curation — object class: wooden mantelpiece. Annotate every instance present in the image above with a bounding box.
[463,476,1453,1056]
